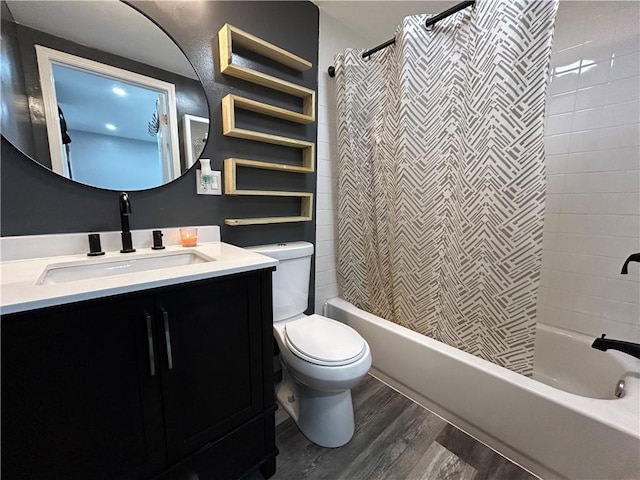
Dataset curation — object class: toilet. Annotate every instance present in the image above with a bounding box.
[248,241,371,448]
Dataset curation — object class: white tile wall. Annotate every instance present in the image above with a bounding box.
[314,11,369,313]
[315,2,640,342]
[540,1,640,342]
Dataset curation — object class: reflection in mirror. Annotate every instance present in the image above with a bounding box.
[0,0,209,191]
[38,46,182,190]
[183,114,210,170]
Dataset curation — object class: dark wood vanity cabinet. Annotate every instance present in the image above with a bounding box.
[2,294,166,480]
[1,269,277,480]
[158,274,268,465]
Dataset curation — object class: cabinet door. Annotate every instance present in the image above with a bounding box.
[1,295,166,480]
[157,274,263,463]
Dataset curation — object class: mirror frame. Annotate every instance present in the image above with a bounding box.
[1,0,210,192]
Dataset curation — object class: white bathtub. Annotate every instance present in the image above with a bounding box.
[325,297,640,480]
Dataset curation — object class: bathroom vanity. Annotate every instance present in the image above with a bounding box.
[0,229,278,480]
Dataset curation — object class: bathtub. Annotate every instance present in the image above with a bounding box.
[325,297,640,480]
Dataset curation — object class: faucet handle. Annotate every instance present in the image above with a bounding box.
[152,230,165,250]
[87,234,105,257]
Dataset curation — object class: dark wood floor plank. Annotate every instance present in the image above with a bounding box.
[376,409,448,480]
[436,424,496,471]
[407,442,478,480]
[436,424,537,480]
[270,420,320,480]
[475,450,537,480]
[337,401,442,480]
[351,374,389,411]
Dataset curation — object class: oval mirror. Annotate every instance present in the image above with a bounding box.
[1,0,209,191]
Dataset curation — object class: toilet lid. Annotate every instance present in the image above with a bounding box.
[284,314,366,366]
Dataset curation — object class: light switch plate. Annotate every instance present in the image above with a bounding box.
[196,170,222,195]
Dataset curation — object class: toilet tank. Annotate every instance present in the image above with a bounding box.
[247,242,314,322]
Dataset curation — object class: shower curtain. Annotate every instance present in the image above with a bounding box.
[334,0,558,376]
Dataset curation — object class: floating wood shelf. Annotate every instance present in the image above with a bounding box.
[222,95,315,168]
[224,157,313,226]
[225,157,313,175]
[225,94,314,125]
[218,24,315,121]
[224,196,313,226]
[219,24,311,72]
[224,158,314,193]
[225,215,312,226]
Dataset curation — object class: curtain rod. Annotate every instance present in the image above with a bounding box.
[327,0,475,77]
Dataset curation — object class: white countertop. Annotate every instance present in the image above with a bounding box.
[0,228,277,315]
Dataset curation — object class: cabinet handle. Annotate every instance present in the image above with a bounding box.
[145,310,156,377]
[161,307,173,370]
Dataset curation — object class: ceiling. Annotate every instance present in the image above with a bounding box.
[54,65,159,143]
[313,1,460,44]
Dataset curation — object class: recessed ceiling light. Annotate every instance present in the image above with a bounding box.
[105,123,117,131]
[112,86,126,96]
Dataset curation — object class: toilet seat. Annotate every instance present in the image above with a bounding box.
[284,314,366,366]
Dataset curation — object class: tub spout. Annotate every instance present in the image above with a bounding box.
[621,252,640,274]
[592,334,640,360]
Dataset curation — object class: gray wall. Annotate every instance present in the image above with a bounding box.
[0,1,34,158]
[1,0,319,310]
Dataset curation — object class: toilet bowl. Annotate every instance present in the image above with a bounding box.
[248,242,371,448]
[274,314,371,447]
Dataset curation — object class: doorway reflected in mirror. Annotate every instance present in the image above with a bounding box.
[42,50,180,190]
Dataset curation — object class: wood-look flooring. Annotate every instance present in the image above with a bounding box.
[264,374,537,480]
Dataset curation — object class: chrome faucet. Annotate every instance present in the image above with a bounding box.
[592,334,640,360]
[621,252,640,274]
[119,192,135,253]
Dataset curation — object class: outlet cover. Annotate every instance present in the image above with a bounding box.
[196,170,222,195]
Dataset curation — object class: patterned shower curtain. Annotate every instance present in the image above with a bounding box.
[334,0,558,376]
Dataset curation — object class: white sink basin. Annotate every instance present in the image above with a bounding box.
[37,250,215,285]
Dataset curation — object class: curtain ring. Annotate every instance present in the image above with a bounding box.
[425,15,435,31]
